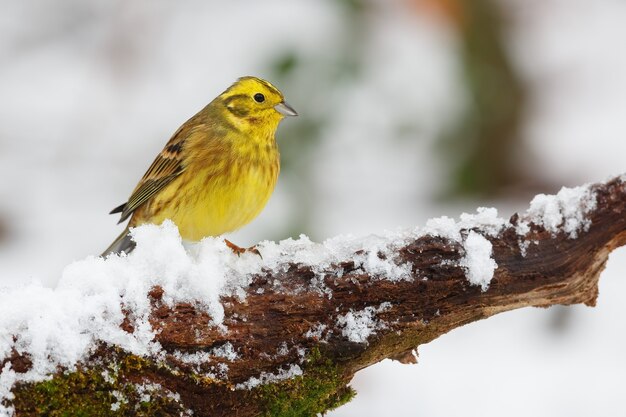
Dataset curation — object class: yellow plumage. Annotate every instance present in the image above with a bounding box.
[103,77,297,255]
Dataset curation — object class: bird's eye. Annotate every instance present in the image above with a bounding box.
[253,93,265,103]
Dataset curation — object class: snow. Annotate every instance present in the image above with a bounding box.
[258,233,413,282]
[234,364,303,390]
[423,216,462,241]
[209,342,238,361]
[337,303,391,344]
[511,184,597,257]
[135,382,181,404]
[458,208,508,237]
[519,184,597,238]
[517,239,532,258]
[460,232,498,292]
[425,185,600,249]
[110,390,127,411]
[424,188,600,279]
[173,342,238,366]
[0,365,15,417]
[422,209,504,290]
[423,207,507,241]
[304,323,328,340]
[108,382,186,412]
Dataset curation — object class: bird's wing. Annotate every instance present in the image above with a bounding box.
[111,126,191,223]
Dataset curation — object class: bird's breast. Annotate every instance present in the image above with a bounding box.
[171,150,280,241]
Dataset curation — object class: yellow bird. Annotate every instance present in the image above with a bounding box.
[102,76,297,256]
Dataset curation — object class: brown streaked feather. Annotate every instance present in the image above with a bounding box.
[112,124,194,223]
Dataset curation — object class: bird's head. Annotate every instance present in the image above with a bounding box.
[218,76,297,131]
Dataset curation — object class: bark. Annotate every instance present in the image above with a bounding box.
[8,176,626,416]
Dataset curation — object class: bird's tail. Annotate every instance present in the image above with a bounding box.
[101,227,136,257]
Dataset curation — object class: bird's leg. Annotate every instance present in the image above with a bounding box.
[224,239,262,257]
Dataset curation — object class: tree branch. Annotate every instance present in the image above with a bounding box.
[5,176,626,416]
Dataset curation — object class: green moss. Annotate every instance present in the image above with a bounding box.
[258,348,356,417]
[10,348,357,416]
[14,367,121,416]
[10,353,189,416]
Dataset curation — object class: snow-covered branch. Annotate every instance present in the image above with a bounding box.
[2,176,625,416]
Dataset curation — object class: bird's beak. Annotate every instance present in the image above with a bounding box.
[274,101,298,117]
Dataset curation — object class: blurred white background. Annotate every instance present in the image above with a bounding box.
[1,0,625,415]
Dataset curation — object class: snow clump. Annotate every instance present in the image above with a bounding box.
[336,302,391,344]
[422,208,504,290]
[518,184,597,238]
[460,231,498,292]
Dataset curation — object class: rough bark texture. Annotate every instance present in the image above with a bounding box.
[7,177,626,416]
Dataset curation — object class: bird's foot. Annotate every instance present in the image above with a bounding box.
[224,239,262,258]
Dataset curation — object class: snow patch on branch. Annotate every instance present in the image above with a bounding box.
[424,207,508,241]
[459,207,509,237]
[423,215,462,241]
[337,303,391,344]
[234,364,303,390]
[518,184,597,238]
[259,233,413,282]
[423,208,503,289]
[461,232,497,291]
[173,342,238,366]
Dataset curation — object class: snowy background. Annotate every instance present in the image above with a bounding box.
[1,0,625,415]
